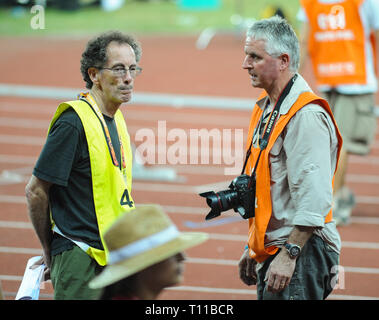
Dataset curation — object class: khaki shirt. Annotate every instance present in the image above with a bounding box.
[253,74,341,253]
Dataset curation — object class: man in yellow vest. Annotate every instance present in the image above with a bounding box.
[238,16,343,299]
[298,0,379,225]
[25,31,141,299]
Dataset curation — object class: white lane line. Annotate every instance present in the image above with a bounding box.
[187,257,237,266]
[166,285,256,295]
[1,213,379,231]
[0,278,376,300]
[0,154,37,165]
[355,196,379,205]
[0,221,32,228]
[163,205,210,215]
[0,275,22,281]
[2,231,379,255]
[0,107,250,126]
[0,195,26,203]
[0,102,245,129]
[328,294,379,300]
[346,174,379,184]
[134,184,379,203]
[0,102,56,114]
[0,83,255,110]
[2,257,379,276]
[165,285,379,300]
[2,219,379,249]
[207,233,379,250]
[350,216,379,224]
[3,156,379,184]
[341,241,379,249]
[2,233,379,254]
[2,83,379,119]
[0,134,45,145]
[0,280,377,300]
[0,155,226,176]
[186,257,379,274]
[0,117,49,129]
[2,153,379,180]
[1,132,379,153]
[0,246,42,254]
[344,266,379,274]
[348,155,379,165]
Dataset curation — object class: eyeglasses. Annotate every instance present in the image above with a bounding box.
[98,65,142,78]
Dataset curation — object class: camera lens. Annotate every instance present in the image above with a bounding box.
[217,190,239,211]
[200,174,255,220]
[200,189,239,220]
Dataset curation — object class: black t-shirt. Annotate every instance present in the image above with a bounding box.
[33,108,121,256]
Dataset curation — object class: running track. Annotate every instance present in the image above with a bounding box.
[0,35,378,300]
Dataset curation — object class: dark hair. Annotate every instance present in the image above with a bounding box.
[80,31,142,89]
[98,274,137,300]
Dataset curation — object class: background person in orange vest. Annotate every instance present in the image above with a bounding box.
[298,0,379,225]
[238,16,342,300]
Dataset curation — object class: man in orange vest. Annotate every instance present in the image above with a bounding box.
[238,16,342,299]
[298,0,379,225]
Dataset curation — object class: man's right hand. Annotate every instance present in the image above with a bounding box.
[30,253,51,281]
[238,248,257,286]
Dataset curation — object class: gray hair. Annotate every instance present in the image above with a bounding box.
[246,16,299,72]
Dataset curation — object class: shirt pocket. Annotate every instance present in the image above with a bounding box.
[352,102,377,145]
[269,135,285,180]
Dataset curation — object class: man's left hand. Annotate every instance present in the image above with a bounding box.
[265,250,296,293]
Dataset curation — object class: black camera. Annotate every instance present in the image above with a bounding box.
[199,174,256,220]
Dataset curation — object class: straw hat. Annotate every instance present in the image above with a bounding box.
[89,204,208,289]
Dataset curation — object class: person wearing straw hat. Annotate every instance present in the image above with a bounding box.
[89,204,208,300]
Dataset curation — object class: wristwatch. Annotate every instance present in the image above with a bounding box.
[284,242,301,259]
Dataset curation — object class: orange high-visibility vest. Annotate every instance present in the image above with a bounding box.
[301,0,368,86]
[245,91,342,262]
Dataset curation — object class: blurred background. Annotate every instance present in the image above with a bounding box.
[0,0,300,36]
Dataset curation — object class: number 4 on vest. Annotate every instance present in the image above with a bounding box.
[120,189,134,207]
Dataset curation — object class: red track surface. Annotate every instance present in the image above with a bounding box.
[0,35,378,300]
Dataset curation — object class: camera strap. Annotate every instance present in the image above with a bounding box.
[241,74,298,175]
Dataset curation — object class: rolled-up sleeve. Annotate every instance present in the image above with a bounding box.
[283,104,336,228]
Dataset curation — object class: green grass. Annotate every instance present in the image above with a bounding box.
[0,0,301,37]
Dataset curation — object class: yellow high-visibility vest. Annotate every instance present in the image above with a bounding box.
[48,99,135,266]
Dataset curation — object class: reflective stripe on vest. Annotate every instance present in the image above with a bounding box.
[53,225,90,253]
[245,91,343,263]
[48,100,135,266]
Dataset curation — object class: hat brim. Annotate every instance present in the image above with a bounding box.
[89,231,208,289]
